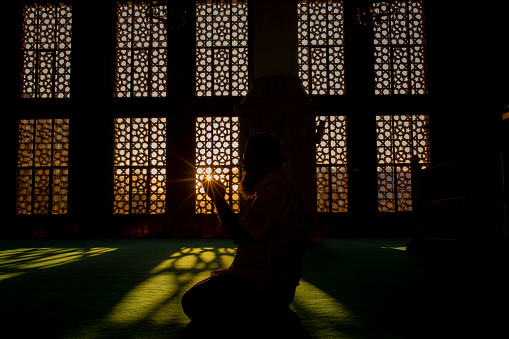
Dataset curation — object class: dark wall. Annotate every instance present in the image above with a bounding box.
[425,2,508,162]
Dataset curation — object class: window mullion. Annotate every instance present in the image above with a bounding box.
[128,119,133,214]
[49,119,55,214]
[51,5,57,99]
[390,116,398,212]
[31,120,36,214]
[405,2,411,94]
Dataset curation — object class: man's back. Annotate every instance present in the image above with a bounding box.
[231,170,308,302]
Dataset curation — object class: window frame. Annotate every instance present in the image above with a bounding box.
[19,1,73,99]
[372,0,428,95]
[298,0,346,96]
[195,0,249,97]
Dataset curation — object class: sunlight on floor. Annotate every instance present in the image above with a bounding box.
[66,244,365,338]
[0,272,26,281]
[293,280,360,338]
[0,247,117,281]
[150,246,236,274]
[106,272,193,325]
[65,246,237,338]
[380,246,407,251]
[107,247,236,326]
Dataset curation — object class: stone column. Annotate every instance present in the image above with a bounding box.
[236,0,320,240]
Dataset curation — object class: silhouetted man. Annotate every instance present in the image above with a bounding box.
[181,133,308,335]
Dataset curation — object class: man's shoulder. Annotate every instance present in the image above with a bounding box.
[261,171,293,190]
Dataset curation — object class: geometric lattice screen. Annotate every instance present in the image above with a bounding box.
[196,0,248,97]
[195,117,240,214]
[376,115,430,212]
[20,2,72,99]
[316,116,348,212]
[373,0,427,95]
[115,1,167,98]
[113,118,167,214]
[16,119,69,215]
[298,0,345,95]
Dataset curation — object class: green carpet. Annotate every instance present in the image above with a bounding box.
[0,238,506,338]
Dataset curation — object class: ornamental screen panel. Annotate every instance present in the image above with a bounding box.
[373,0,427,95]
[17,119,69,214]
[316,116,348,212]
[115,1,168,98]
[113,118,167,214]
[196,0,248,97]
[195,117,240,214]
[298,0,345,95]
[376,115,429,212]
[20,2,72,99]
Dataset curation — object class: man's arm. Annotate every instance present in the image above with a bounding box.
[202,179,255,244]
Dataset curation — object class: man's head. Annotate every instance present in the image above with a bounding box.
[241,133,285,197]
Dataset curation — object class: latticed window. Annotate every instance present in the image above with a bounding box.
[16,119,69,214]
[376,115,429,212]
[316,116,348,212]
[196,0,248,97]
[115,1,167,98]
[373,0,427,95]
[195,117,240,214]
[298,0,345,95]
[113,118,167,214]
[20,2,72,99]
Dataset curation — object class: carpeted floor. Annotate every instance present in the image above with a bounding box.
[0,238,507,338]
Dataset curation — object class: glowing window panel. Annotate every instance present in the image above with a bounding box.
[195,117,240,214]
[298,0,345,95]
[196,0,248,97]
[115,1,167,98]
[373,0,427,95]
[113,118,167,214]
[376,115,429,212]
[16,119,69,214]
[20,2,72,99]
[316,116,348,212]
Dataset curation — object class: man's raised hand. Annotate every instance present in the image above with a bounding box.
[202,177,226,202]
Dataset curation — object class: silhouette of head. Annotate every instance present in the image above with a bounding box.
[241,133,285,197]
